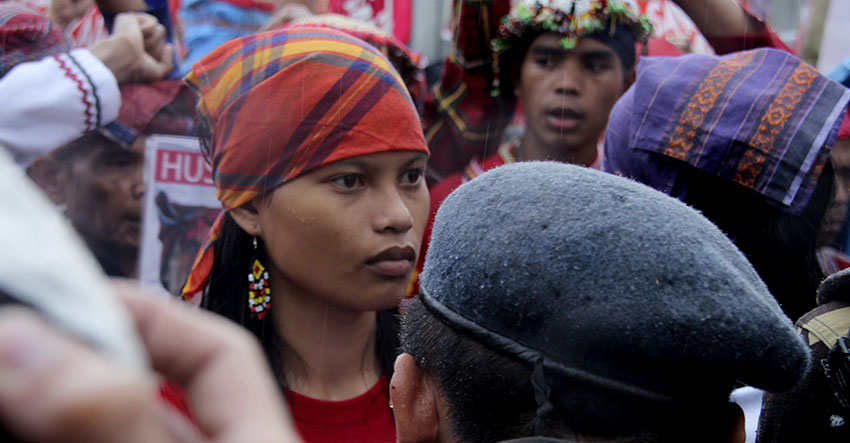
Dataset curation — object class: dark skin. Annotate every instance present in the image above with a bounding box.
[818,138,850,247]
[31,136,146,278]
[672,0,762,38]
[514,34,634,166]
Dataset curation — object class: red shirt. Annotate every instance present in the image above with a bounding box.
[285,376,395,443]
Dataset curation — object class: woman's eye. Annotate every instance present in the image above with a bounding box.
[401,168,424,186]
[332,174,363,189]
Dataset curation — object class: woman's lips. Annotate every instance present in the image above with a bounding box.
[368,259,413,278]
[367,246,416,278]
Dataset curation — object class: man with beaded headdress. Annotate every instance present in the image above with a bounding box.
[423,0,790,185]
[414,0,652,290]
[428,0,651,188]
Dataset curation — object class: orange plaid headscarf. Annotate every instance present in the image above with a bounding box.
[181,26,428,302]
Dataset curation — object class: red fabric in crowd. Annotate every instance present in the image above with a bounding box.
[704,2,792,56]
[326,0,412,43]
[285,376,395,443]
[838,109,850,140]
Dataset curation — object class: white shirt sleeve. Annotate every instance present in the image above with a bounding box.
[0,48,121,168]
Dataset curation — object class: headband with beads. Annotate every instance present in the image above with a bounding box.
[490,0,653,97]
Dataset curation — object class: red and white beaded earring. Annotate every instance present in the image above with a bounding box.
[247,236,271,319]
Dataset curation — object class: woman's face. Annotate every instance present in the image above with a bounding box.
[254,151,429,312]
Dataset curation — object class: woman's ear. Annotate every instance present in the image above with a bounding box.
[229,199,262,237]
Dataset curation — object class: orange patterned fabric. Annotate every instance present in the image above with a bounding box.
[665,51,756,161]
[185,26,426,211]
[739,64,819,188]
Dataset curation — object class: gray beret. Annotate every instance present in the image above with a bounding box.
[420,162,810,403]
[817,268,850,305]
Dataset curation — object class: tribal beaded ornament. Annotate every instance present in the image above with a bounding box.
[495,0,652,51]
[248,257,271,319]
[491,0,653,96]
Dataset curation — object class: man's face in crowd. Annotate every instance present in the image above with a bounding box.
[38,135,147,259]
[819,138,850,246]
[515,33,631,158]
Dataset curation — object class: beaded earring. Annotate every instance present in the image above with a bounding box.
[247,236,271,319]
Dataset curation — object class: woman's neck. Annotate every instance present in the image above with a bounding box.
[272,286,382,401]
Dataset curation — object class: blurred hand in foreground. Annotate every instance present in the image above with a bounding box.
[0,282,301,443]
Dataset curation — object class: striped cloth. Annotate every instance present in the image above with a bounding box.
[604,48,850,215]
[0,4,68,78]
[102,80,194,146]
[13,0,108,49]
[181,26,428,301]
[286,14,425,110]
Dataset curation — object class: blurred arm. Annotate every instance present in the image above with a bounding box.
[673,0,791,54]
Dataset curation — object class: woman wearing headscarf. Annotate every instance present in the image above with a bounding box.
[180,26,429,442]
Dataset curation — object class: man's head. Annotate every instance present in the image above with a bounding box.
[30,132,146,277]
[393,162,809,442]
[28,80,193,278]
[493,0,651,163]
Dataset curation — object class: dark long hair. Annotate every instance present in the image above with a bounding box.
[681,161,835,322]
[202,212,399,387]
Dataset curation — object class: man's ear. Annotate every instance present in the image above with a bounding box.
[29,157,69,206]
[725,402,746,443]
[229,200,262,236]
[390,353,441,443]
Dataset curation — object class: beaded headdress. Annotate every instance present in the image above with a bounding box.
[492,0,653,96]
[495,0,651,52]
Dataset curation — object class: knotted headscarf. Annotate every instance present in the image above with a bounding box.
[604,48,850,215]
[285,14,425,108]
[181,26,428,302]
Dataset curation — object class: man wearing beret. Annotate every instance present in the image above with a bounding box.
[391,162,810,443]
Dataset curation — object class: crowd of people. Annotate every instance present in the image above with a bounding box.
[1,0,850,442]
